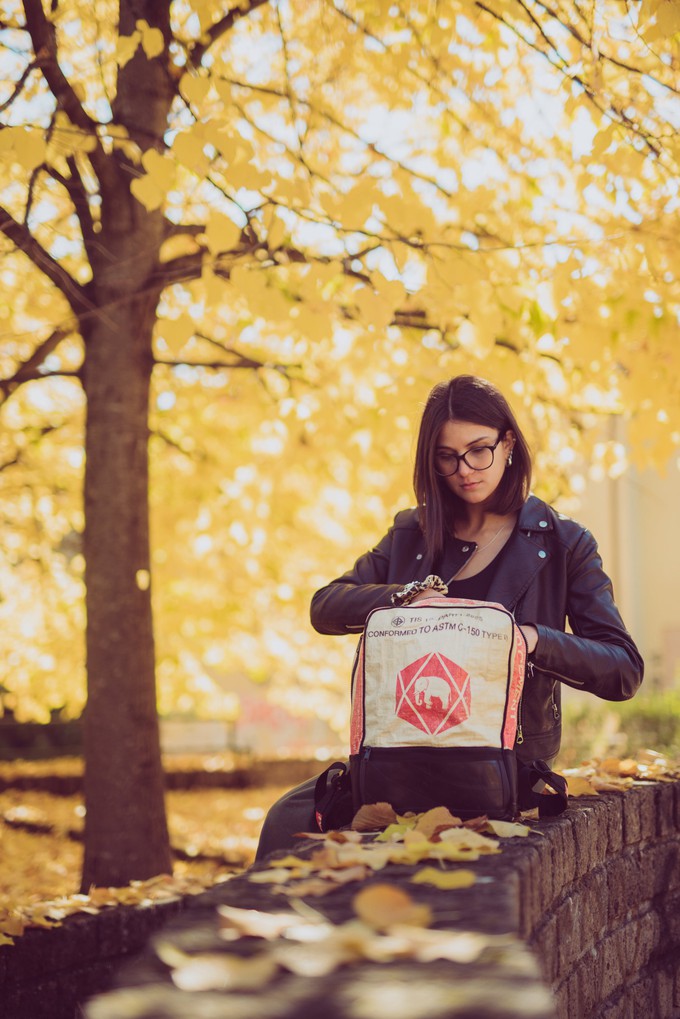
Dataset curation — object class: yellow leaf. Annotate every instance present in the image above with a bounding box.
[130,148,176,210]
[170,952,278,991]
[375,821,417,842]
[566,776,598,797]
[180,73,211,106]
[268,854,312,870]
[204,213,242,255]
[140,148,175,189]
[116,31,140,68]
[248,868,296,884]
[352,883,432,930]
[0,127,47,171]
[217,905,302,940]
[172,130,211,176]
[159,314,195,347]
[411,867,477,889]
[130,174,164,211]
[137,19,165,58]
[484,820,532,838]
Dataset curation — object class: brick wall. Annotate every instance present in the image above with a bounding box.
[524,782,680,1018]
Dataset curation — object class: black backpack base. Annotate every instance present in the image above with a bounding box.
[350,745,519,821]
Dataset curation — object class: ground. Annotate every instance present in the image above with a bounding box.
[0,779,290,907]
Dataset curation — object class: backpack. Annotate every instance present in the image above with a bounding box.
[314,596,567,829]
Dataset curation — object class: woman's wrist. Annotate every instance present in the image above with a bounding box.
[391,575,448,607]
[520,624,539,653]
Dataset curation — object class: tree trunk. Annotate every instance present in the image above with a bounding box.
[75,0,176,892]
[80,272,171,890]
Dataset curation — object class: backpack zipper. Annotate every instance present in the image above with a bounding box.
[516,693,524,745]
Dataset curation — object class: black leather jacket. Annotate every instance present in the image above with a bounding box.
[310,495,644,763]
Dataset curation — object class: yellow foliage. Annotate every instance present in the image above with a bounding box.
[1,0,679,723]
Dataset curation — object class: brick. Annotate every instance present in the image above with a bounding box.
[569,802,608,878]
[554,967,580,1019]
[529,912,559,985]
[600,792,625,855]
[573,942,605,1017]
[605,847,644,924]
[654,965,675,1017]
[654,782,679,838]
[547,814,578,894]
[621,785,658,848]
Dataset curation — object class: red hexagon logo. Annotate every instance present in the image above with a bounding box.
[395,651,471,736]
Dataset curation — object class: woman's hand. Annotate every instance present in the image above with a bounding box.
[520,624,538,653]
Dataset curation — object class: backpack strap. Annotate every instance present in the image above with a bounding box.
[518,759,569,818]
[313,761,353,832]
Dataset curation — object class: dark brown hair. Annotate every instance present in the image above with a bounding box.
[413,375,532,559]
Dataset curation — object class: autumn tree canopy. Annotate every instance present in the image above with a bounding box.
[0,0,678,881]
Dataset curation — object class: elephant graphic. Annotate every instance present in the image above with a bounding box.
[414,674,452,711]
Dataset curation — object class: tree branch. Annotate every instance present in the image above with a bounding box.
[64,155,97,253]
[0,205,92,315]
[187,0,273,67]
[0,326,78,403]
[477,0,663,159]
[0,56,36,113]
[21,0,116,188]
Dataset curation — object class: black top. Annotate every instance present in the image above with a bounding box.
[437,538,511,601]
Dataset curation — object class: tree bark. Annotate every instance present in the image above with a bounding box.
[80,260,171,890]
[76,0,176,892]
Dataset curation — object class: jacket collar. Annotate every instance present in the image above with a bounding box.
[489,495,552,610]
[414,495,554,608]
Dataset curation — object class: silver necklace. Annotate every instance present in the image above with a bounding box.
[445,522,509,585]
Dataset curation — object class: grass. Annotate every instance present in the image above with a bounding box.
[557,689,680,769]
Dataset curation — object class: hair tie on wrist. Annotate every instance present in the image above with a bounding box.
[391,574,448,607]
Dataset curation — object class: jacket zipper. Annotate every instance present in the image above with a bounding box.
[528,659,584,688]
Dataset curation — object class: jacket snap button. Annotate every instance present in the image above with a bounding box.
[539,520,548,528]
[416,554,423,560]
[538,550,547,559]
[462,545,470,552]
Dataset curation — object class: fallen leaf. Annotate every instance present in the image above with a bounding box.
[590,775,633,792]
[484,820,532,838]
[268,854,313,870]
[248,868,298,884]
[317,865,370,885]
[170,952,278,991]
[414,807,462,839]
[328,829,363,844]
[352,883,432,930]
[351,803,397,832]
[275,878,338,897]
[565,776,599,797]
[463,815,491,830]
[217,905,304,940]
[391,925,490,963]
[411,867,477,889]
[437,827,499,851]
[374,821,416,842]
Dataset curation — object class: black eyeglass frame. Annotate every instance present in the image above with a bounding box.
[433,434,505,478]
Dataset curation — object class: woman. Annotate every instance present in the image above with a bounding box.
[255,375,643,859]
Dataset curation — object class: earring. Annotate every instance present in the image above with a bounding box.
[506,452,513,466]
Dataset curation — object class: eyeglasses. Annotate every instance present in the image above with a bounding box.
[434,435,504,477]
